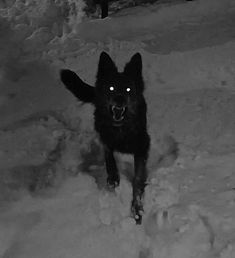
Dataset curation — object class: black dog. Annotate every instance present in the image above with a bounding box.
[60,52,150,224]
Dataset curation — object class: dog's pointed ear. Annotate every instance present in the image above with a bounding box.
[124,53,144,91]
[124,53,142,78]
[97,52,118,80]
[60,69,95,104]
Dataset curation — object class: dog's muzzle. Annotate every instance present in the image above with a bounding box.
[110,105,127,123]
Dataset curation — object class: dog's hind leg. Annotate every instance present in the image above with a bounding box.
[104,147,120,190]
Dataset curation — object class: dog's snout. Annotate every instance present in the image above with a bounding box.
[109,94,128,124]
[113,94,126,107]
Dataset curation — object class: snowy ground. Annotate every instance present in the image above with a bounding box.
[0,0,235,257]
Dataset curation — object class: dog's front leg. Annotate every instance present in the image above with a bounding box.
[132,154,148,224]
[104,146,120,189]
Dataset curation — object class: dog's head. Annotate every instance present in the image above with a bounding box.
[95,52,144,126]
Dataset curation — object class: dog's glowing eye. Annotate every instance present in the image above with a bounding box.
[126,87,131,92]
[109,86,115,91]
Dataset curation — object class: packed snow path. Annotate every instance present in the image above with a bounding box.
[0,1,235,258]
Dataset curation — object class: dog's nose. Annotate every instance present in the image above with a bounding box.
[113,94,126,107]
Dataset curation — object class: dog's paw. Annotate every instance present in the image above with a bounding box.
[106,175,120,190]
[131,198,144,225]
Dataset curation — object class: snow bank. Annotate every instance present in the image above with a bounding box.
[75,0,235,41]
[0,0,86,32]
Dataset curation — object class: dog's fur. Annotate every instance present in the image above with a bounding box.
[60,52,150,224]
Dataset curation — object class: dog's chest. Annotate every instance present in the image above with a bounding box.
[99,125,137,153]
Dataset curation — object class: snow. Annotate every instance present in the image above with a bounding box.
[0,0,235,257]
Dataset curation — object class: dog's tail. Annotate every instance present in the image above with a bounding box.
[60,69,95,104]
